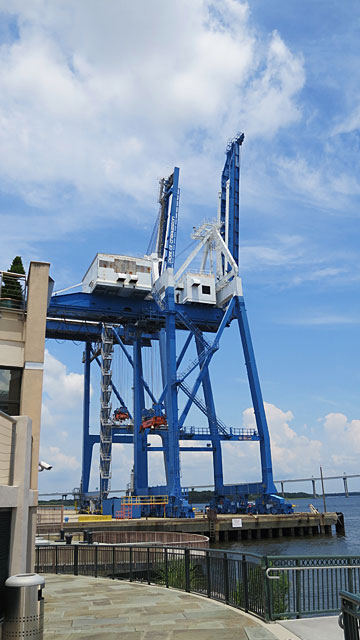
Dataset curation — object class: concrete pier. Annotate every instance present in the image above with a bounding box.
[39,511,342,542]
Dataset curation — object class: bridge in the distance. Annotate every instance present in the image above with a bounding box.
[39,472,360,500]
[180,474,360,499]
[275,473,360,498]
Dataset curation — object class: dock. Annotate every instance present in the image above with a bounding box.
[40,511,343,542]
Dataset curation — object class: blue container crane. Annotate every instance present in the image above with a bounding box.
[46,133,293,516]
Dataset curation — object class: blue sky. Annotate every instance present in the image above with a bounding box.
[1,0,360,496]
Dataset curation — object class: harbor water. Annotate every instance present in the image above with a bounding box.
[212,495,360,556]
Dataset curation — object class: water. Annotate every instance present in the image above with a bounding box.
[212,495,360,557]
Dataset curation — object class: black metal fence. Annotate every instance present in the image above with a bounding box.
[266,555,360,619]
[35,545,267,619]
[35,545,360,622]
[340,590,360,640]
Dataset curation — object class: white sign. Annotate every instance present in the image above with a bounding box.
[232,518,243,528]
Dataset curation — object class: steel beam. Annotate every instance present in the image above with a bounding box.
[163,285,181,498]
[235,296,276,494]
[80,342,92,496]
[48,292,224,333]
[195,334,224,494]
[133,339,148,493]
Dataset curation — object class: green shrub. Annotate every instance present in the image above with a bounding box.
[232,567,289,618]
[270,573,290,617]
[154,556,205,591]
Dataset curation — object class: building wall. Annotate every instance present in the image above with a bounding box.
[0,310,25,367]
[0,413,37,575]
[21,262,50,490]
[0,260,50,581]
[0,262,49,490]
[0,413,15,486]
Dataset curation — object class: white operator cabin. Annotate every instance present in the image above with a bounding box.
[175,273,216,305]
[82,253,219,307]
[81,251,242,309]
[82,254,152,298]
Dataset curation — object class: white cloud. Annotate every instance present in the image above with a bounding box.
[40,445,80,471]
[0,0,305,220]
[275,154,360,211]
[39,349,85,492]
[43,348,83,410]
[323,412,360,467]
[333,106,360,136]
[241,234,305,270]
[291,267,348,287]
[281,313,360,327]
[241,402,323,478]
[240,30,304,138]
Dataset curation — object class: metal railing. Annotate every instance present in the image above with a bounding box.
[0,270,27,310]
[35,544,360,622]
[340,590,360,639]
[36,545,267,619]
[266,555,360,619]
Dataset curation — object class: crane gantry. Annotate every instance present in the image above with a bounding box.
[46,133,292,517]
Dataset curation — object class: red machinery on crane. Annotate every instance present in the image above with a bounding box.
[140,408,167,431]
[114,407,130,422]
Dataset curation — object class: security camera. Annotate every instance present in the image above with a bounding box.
[38,461,53,472]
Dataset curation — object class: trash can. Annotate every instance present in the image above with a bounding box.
[3,573,45,639]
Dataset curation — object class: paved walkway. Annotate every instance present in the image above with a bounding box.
[43,574,293,640]
[279,616,343,640]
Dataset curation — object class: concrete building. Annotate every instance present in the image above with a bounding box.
[0,261,51,607]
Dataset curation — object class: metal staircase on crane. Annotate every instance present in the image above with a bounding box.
[99,324,114,500]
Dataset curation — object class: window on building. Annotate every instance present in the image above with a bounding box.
[202,285,211,295]
[0,368,22,416]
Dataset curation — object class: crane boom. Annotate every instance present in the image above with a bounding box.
[219,132,244,266]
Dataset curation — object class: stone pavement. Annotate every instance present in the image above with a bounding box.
[279,616,343,640]
[43,574,296,640]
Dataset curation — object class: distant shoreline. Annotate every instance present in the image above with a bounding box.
[38,491,360,505]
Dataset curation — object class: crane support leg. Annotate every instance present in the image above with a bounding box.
[133,338,148,493]
[235,296,276,494]
[81,341,92,496]
[159,330,170,486]
[194,335,224,494]
[164,286,181,499]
